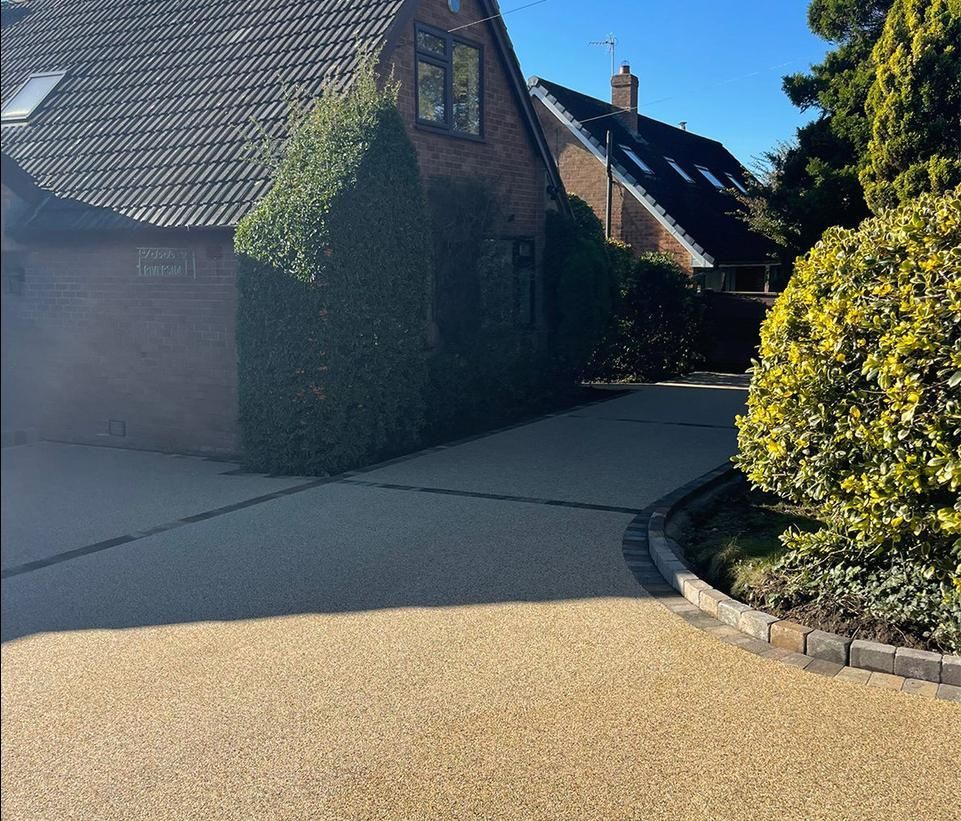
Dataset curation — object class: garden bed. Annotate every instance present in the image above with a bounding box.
[678,487,947,653]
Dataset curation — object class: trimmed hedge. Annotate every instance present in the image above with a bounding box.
[543,196,620,378]
[234,62,431,475]
[736,188,961,650]
[588,252,703,382]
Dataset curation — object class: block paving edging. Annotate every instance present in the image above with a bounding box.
[621,464,961,703]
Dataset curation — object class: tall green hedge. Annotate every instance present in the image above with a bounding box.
[234,62,431,475]
[543,196,620,378]
[736,188,961,649]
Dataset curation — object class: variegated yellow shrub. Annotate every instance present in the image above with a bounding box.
[736,188,961,650]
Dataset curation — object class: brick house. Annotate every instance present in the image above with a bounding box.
[0,0,565,455]
[530,67,782,292]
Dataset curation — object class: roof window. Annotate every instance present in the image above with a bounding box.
[725,172,748,193]
[620,145,654,176]
[1,72,66,123]
[665,157,694,183]
[695,165,726,189]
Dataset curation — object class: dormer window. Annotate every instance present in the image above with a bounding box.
[665,157,694,183]
[621,145,654,176]
[1,71,66,123]
[695,165,726,189]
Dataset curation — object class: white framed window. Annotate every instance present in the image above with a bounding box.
[665,157,694,183]
[1,71,66,123]
[620,145,654,176]
[725,172,748,193]
[695,165,726,189]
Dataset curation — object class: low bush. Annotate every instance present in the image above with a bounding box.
[736,188,961,651]
[588,252,703,382]
[235,60,431,475]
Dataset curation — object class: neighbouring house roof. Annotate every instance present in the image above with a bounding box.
[1,0,563,231]
[529,77,780,267]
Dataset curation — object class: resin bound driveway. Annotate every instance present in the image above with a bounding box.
[2,378,958,820]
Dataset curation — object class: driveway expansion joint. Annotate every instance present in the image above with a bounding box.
[340,478,644,515]
[620,464,960,701]
[565,414,738,431]
[0,477,336,579]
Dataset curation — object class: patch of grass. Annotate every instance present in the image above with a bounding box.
[683,489,820,601]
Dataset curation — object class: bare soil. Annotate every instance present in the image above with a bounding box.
[680,488,934,651]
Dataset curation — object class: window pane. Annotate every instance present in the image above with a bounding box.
[1,72,66,121]
[621,145,653,175]
[665,157,694,183]
[417,60,446,124]
[695,165,725,189]
[452,42,481,135]
[513,239,535,327]
[416,30,446,56]
[725,172,748,193]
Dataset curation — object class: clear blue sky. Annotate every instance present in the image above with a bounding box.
[501,0,830,169]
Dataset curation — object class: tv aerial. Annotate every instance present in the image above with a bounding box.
[590,33,617,76]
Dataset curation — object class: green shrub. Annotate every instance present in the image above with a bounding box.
[736,188,961,650]
[860,0,961,212]
[543,196,620,377]
[588,252,703,382]
[765,550,961,652]
[234,60,431,475]
[425,334,553,442]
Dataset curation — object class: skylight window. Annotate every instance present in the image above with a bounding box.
[1,71,66,123]
[725,172,748,193]
[620,145,654,176]
[695,165,726,189]
[665,157,694,183]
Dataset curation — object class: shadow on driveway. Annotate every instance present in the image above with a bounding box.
[2,481,642,642]
[2,384,744,643]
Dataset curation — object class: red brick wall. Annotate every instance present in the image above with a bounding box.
[388,0,549,280]
[1,217,239,455]
[534,100,692,271]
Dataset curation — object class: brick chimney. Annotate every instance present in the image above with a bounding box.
[611,62,638,134]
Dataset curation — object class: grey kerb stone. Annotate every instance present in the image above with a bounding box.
[850,639,896,674]
[698,588,729,618]
[939,655,961,687]
[669,569,698,594]
[716,599,751,629]
[738,610,779,642]
[806,630,852,666]
[682,578,711,607]
[894,647,942,684]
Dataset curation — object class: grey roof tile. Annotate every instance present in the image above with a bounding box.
[1,0,406,228]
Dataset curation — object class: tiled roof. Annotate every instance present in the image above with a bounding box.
[530,77,780,266]
[1,0,407,228]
